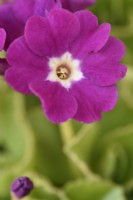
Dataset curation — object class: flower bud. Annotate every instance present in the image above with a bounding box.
[11,176,34,199]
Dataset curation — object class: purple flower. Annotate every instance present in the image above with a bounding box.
[0,28,6,50]
[11,176,34,199]
[6,9,127,124]
[61,0,96,12]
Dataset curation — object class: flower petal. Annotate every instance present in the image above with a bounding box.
[71,10,98,57]
[83,62,127,86]
[30,80,78,123]
[80,36,127,86]
[76,23,111,59]
[70,79,118,123]
[48,8,80,53]
[61,0,96,12]
[88,23,111,52]
[101,36,126,61]
[75,10,98,38]
[6,37,48,94]
[7,36,47,70]
[13,0,61,23]
[13,0,36,23]
[25,15,56,56]
[5,66,44,94]
[0,28,6,50]
[0,4,23,48]
[83,37,126,65]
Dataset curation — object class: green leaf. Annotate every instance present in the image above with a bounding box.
[90,0,132,26]
[27,108,82,186]
[64,179,126,200]
[103,187,125,200]
[63,124,100,178]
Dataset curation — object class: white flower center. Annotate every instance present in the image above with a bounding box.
[47,52,83,89]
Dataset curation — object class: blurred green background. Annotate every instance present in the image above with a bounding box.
[0,0,133,199]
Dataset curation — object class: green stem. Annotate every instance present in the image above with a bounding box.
[59,120,74,145]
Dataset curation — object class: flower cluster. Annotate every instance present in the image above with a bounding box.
[0,0,127,124]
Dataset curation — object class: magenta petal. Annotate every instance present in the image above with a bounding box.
[75,10,98,37]
[6,37,47,94]
[71,10,98,57]
[7,37,47,71]
[1,0,11,3]
[100,36,126,62]
[13,0,60,23]
[13,0,36,23]
[83,37,126,70]
[48,8,80,53]
[77,23,111,59]
[25,16,56,56]
[0,4,23,49]
[61,0,96,12]
[70,81,102,123]
[85,37,126,66]
[89,84,118,112]
[5,67,44,94]
[70,79,118,123]
[81,36,127,86]
[33,0,62,14]
[83,63,127,86]
[81,23,111,55]
[29,81,78,123]
[0,28,6,50]
[5,67,32,94]
[88,23,111,52]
